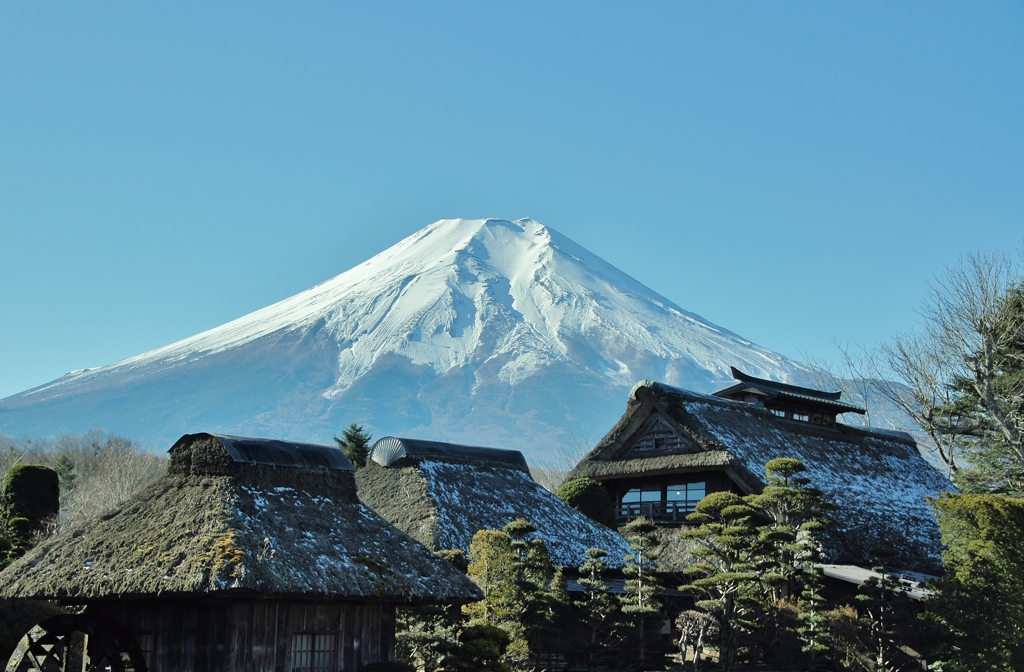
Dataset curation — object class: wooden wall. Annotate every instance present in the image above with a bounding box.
[91,598,396,672]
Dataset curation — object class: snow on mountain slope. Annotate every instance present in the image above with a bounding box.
[0,218,812,458]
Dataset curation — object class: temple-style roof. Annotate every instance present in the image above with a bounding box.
[570,381,955,572]
[713,367,866,419]
[357,437,632,568]
[0,434,481,605]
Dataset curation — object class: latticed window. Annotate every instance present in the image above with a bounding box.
[628,417,697,455]
[291,632,338,672]
[667,482,705,511]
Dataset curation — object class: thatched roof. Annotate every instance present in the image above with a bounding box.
[570,382,955,572]
[357,437,632,568]
[0,433,481,605]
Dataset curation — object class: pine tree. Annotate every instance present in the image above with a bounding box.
[463,520,565,670]
[396,550,469,671]
[747,457,830,601]
[795,564,830,669]
[680,492,760,672]
[573,547,624,672]
[333,423,372,468]
[620,516,665,671]
[855,569,916,672]
[53,453,77,497]
[744,457,832,667]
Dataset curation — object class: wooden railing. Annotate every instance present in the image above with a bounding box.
[616,500,700,524]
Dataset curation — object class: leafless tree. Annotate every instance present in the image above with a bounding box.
[802,341,898,430]
[676,610,720,671]
[874,249,1024,476]
[529,432,594,493]
[0,431,166,533]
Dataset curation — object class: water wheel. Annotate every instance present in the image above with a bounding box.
[5,613,148,672]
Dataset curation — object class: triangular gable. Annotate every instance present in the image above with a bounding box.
[619,415,703,458]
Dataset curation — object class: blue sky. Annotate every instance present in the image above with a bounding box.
[1,2,1022,400]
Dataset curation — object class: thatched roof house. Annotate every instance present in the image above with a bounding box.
[356,437,632,568]
[0,433,480,671]
[569,377,955,572]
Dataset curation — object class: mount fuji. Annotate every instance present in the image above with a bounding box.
[0,218,813,460]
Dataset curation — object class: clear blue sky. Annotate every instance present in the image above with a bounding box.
[1,2,1022,400]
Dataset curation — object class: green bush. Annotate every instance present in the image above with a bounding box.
[556,478,616,528]
[2,465,59,529]
[6,518,30,545]
[361,662,415,672]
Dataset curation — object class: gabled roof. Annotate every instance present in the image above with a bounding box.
[0,434,481,605]
[713,367,866,415]
[570,381,954,572]
[357,437,632,568]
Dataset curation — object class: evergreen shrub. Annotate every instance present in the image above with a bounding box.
[2,465,59,528]
[555,478,616,527]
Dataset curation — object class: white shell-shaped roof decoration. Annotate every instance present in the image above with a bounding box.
[370,437,408,467]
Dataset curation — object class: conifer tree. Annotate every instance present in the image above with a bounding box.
[463,520,565,670]
[333,423,372,468]
[620,516,665,671]
[795,564,830,669]
[681,492,760,671]
[921,493,1024,670]
[855,569,916,672]
[744,457,831,666]
[396,550,469,671]
[574,547,624,671]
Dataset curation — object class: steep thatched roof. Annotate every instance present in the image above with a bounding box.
[357,437,632,568]
[0,433,481,604]
[569,382,955,572]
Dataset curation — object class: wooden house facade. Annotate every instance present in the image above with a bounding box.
[0,433,481,672]
[568,370,955,572]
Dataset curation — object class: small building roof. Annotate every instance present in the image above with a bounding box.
[173,432,354,471]
[713,367,867,415]
[369,436,528,470]
[571,380,954,572]
[818,564,935,600]
[0,433,481,605]
[357,437,632,568]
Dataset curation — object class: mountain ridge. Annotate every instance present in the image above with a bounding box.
[1,218,811,459]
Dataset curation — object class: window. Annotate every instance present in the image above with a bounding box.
[291,632,338,672]
[666,482,705,511]
[769,408,786,418]
[135,633,154,669]
[621,488,661,504]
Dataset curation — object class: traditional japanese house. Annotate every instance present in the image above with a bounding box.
[355,437,631,568]
[0,433,481,672]
[568,370,955,572]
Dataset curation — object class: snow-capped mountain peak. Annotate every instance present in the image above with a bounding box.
[1,218,808,456]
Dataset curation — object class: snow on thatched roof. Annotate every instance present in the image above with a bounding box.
[0,434,481,604]
[570,382,955,572]
[357,437,632,568]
